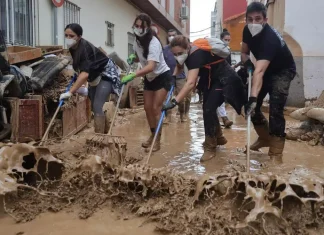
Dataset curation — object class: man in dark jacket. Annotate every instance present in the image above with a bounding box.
[242,2,296,162]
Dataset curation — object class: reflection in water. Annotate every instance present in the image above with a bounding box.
[114,103,324,177]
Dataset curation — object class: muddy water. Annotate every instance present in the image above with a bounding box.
[1,208,156,235]
[115,102,324,177]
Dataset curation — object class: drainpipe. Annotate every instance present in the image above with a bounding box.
[37,0,40,45]
[53,6,58,45]
[10,0,14,44]
[5,0,9,43]
[32,0,35,47]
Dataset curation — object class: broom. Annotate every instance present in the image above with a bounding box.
[39,74,77,146]
[85,65,132,165]
[145,85,175,165]
[246,69,253,173]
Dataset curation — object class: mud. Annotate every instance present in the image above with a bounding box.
[2,103,324,235]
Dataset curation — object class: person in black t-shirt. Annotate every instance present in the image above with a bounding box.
[162,35,245,162]
[241,2,296,161]
[59,24,121,134]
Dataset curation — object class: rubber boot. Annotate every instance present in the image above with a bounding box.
[145,128,162,153]
[201,136,217,162]
[178,101,187,123]
[215,121,227,145]
[94,116,105,134]
[104,112,111,134]
[222,116,233,128]
[180,112,188,123]
[250,123,271,151]
[164,110,172,124]
[184,98,191,122]
[268,136,285,163]
[142,133,154,148]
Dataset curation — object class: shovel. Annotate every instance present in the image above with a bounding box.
[145,85,175,165]
[246,69,252,173]
[20,59,44,78]
[39,74,77,146]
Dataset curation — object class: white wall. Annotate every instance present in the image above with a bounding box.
[37,0,54,45]
[38,0,141,61]
[285,0,324,99]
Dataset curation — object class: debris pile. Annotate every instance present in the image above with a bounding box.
[1,144,324,234]
[287,91,324,146]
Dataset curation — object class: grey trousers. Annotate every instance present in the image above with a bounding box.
[88,79,113,116]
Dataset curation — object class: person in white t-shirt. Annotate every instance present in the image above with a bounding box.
[121,13,174,152]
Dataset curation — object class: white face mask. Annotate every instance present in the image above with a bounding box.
[66,38,77,48]
[248,23,264,37]
[133,27,147,37]
[175,53,188,65]
[168,36,175,43]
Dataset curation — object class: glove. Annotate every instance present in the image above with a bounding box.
[162,98,178,111]
[244,59,255,73]
[245,97,257,118]
[121,73,136,84]
[59,91,72,100]
[127,54,137,65]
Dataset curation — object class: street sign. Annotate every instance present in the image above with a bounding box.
[52,0,65,7]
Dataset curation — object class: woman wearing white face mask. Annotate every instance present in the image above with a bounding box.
[60,23,121,134]
[162,29,191,123]
[121,13,174,152]
[162,35,244,162]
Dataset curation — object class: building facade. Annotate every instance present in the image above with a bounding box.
[211,0,246,50]
[247,0,324,106]
[0,0,190,61]
[211,0,223,39]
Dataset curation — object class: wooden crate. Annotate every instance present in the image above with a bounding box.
[5,95,43,142]
[7,46,42,64]
[129,86,144,108]
[62,96,91,137]
[36,45,63,56]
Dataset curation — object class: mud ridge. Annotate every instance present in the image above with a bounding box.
[3,156,324,235]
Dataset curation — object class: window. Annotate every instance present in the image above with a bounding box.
[127,32,137,69]
[127,32,135,56]
[169,0,175,18]
[105,21,114,47]
[64,1,80,26]
[63,1,80,48]
[0,0,34,46]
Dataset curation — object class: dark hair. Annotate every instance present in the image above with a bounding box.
[65,23,83,36]
[133,13,154,59]
[220,29,230,39]
[170,35,190,50]
[246,2,267,19]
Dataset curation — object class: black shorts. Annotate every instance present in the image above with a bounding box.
[144,70,174,91]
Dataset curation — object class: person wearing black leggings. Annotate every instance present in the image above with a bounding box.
[60,23,121,134]
[162,36,244,162]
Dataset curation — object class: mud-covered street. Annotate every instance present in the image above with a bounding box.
[2,100,324,235]
[118,103,324,176]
